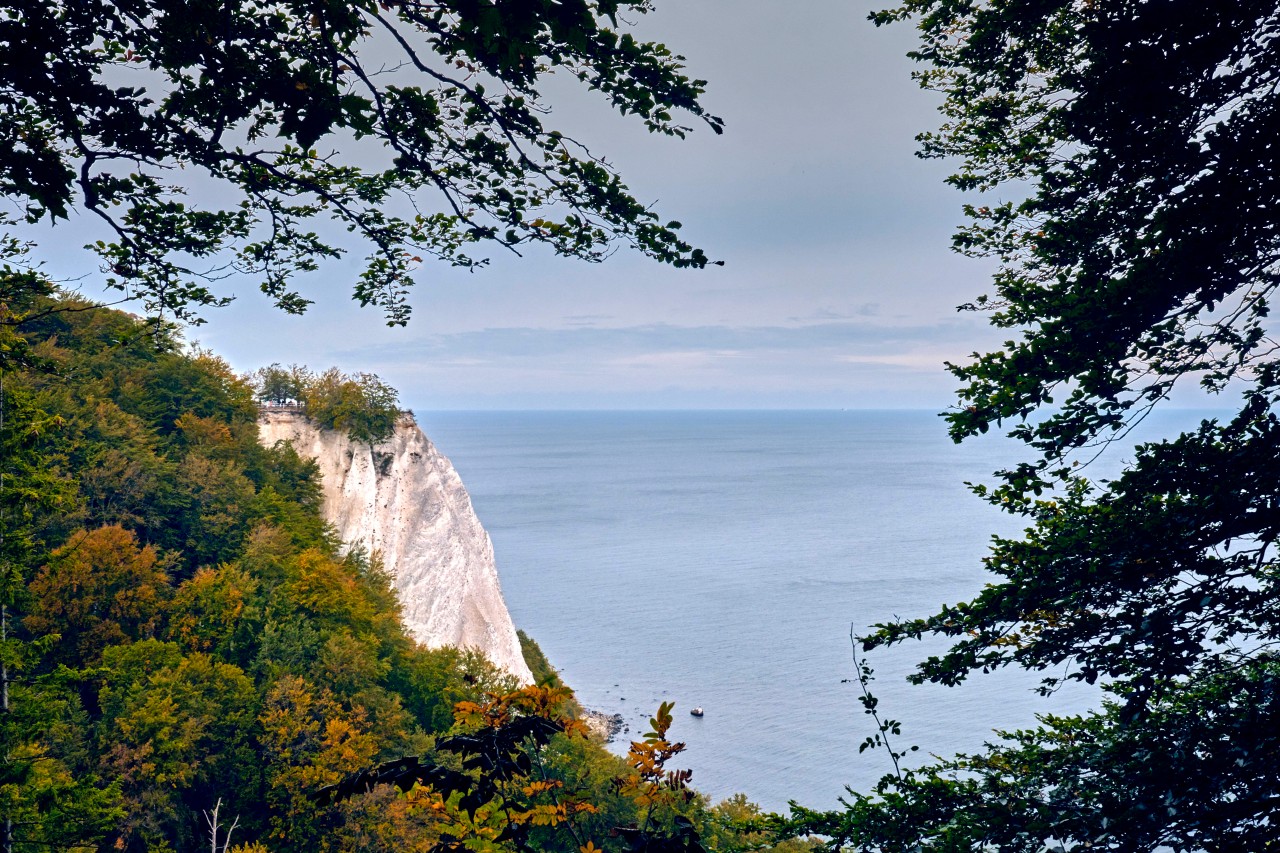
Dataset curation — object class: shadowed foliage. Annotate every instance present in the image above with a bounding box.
[0,0,722,325]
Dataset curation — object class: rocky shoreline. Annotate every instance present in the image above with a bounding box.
[581,709,626,744]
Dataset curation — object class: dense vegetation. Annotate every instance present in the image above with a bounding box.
[253,364,402,444]
[781,3,1280,852]
[0,284,785,853]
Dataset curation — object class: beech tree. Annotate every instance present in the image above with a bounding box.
[27,525,171,667]
[786,3,1280,852]
[1,0,722,324]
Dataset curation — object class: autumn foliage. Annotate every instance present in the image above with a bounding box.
[0,290,795,853]
[0,292,563,850]
[320,689,708,853]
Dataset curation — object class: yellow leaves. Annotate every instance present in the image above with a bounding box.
[515,802,571,827]
[322,715,378,771]
[173,412,233,450]
[286,548,377,628]
[505,800,596,828]
[259,675,381,842]
[451,683,578,730]
[167,565,256,653]
[403,784,451,815]
[521,779,563,797]
[260,674,376,779]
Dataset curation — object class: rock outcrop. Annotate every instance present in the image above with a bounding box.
[258,408,533,683]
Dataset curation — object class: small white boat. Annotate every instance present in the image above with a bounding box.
[690,707,704,717]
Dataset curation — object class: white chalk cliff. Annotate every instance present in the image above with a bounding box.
[258,409,533,684]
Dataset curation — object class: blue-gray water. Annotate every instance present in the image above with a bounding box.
[416,410,1164,811]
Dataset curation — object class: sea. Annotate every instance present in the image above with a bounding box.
[416,409,1203,813]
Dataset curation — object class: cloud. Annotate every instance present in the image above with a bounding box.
[341,319,982,363]
[563,314,614,327]
[318,318,996,409]
[788,304,880,322]
[164,0,996,411]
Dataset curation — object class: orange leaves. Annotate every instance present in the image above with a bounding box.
[325,690,706,853]
[560,716,592,739]
[451,698,501,729]
[521,779,563,797]
[27,525,171,665]
[571,800,600,817]
[617,701,696,809]
[450,683,579,731]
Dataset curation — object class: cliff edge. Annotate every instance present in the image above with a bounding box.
[258,408,534,684]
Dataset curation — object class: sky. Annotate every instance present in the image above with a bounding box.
[40,1,1010,411]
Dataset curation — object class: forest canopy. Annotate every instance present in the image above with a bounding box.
[0,0,722,324]
[0,286,804,853]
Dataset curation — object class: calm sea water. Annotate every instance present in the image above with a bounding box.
[418,410,1113,811]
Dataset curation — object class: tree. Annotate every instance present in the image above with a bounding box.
[254,364,307,407]
[786,4,1280,852]
[27,525,172,667]
[1,0,721,325]
[258,675,380,850]
[100,651,259,852]
[0,284,124,852]
[167,565,261,661]
[297,367,402,444]
[318,687,707,853]
[253,363,402,442]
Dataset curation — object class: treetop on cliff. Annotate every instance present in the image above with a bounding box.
[253,363,401,443]
[1,0,722,324]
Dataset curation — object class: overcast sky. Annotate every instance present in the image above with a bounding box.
[49,1,1010,410]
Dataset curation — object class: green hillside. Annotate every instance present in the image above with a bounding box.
[0,285,776,853]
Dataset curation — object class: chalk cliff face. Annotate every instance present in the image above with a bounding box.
[258,409,533,684]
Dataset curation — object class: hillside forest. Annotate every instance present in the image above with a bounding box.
[0,282,807,853]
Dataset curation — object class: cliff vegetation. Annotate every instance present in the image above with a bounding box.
[253,364,402,445]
